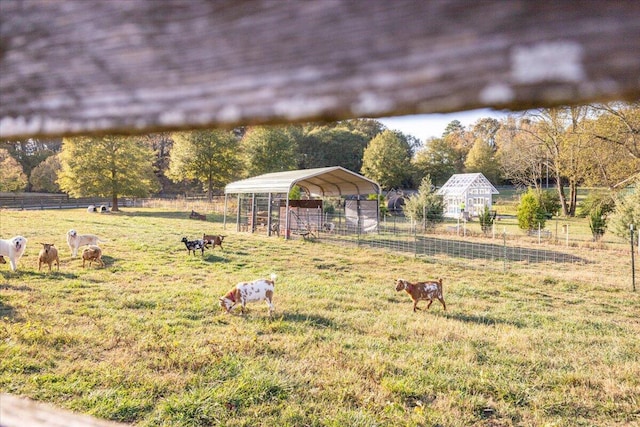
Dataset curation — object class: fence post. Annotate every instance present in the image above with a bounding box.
[631,224,636,292]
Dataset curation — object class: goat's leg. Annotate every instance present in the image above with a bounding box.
[439,298,447,311]
[413,300,419,312]
[426,300,433,309]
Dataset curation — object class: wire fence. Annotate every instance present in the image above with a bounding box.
[135,195,633,290]
[2,195,634,289]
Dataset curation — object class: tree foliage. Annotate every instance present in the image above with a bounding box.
[58,135,159,211]
[361,130,412,190]
[412,137,459,186]
[464,137,501,184]
[241,126,299,176]
[403,175,445,230]
[609,184,640,243]
[0,148,28,192]
[30,154,61,193]
[168,129,241,198]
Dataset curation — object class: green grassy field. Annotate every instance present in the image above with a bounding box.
[1,208,639,426]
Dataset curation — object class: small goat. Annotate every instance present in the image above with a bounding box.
[82,245,104,268]
[181,237,206,256]
[189,210,206,220]
[203,234,225,250]
[219,273,277,316]
[38,243,60,272]
[395,278,446,312]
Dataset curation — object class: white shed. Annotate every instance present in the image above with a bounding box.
[437,173,499,219]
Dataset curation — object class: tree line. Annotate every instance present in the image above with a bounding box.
[1,102,638,225]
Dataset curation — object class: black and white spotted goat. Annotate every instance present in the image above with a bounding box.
[181,236,207,256]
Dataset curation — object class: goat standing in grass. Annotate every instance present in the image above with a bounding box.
[38,243,59,272]
[395,278,446,312]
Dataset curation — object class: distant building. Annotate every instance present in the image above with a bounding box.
[437,173,499,219]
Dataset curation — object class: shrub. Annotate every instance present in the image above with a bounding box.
[517,188,547,231]
[478,205,496,235]
[588,206,607,241]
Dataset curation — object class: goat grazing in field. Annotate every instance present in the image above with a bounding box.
[67,229,106,257]
[395,278,446,312]
[0,236,27,272]
[203,234,225,250]
[181,237,206,256]
[38,243,60,272]
[82,245,104,268]
[219,273,277,316]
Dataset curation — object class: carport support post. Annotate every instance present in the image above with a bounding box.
[267,192,273,236]
[285,192,290,240]
[236,194,241,232]
[251,193,256,233]
[223,194,228,230]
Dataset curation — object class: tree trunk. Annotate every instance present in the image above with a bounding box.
[568,180,578,217]
[555,176,569,217]
[112,194,119,212]
[207,174,213,201]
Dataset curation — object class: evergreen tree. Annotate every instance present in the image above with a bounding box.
[403,175,445,230]
[516,188,548,231]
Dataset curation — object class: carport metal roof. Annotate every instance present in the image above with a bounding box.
[224,166,380,197]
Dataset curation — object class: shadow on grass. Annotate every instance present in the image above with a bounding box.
[119,210,193,220]
[0,283,31,321]
[279,311,336,328]
[203,254,229,263]
[36,271,80,280]
[120,210,225,222]
[446,311,526,328]
[0,301,20,321]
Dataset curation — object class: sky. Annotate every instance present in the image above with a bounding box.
[378,108,509,142]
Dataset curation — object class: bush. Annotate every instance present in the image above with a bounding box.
[478,205,496,235]
[589,206,607,241]
[517,188,547,231]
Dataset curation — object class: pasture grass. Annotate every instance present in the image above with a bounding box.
[1,208,639,426]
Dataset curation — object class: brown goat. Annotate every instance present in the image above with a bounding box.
[38,243,60,272]
[82,245,104,268]
[395,278,446,312]
[203,234,225,250]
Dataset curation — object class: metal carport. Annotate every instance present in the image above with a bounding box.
[224,166,381,239]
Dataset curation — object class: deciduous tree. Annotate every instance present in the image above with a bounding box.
[361,130,412,190]
[30,154,61,193]
[58,135,159,211]
[0,148,27,192]
[168,129,241,199]
[241,126,298,176]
